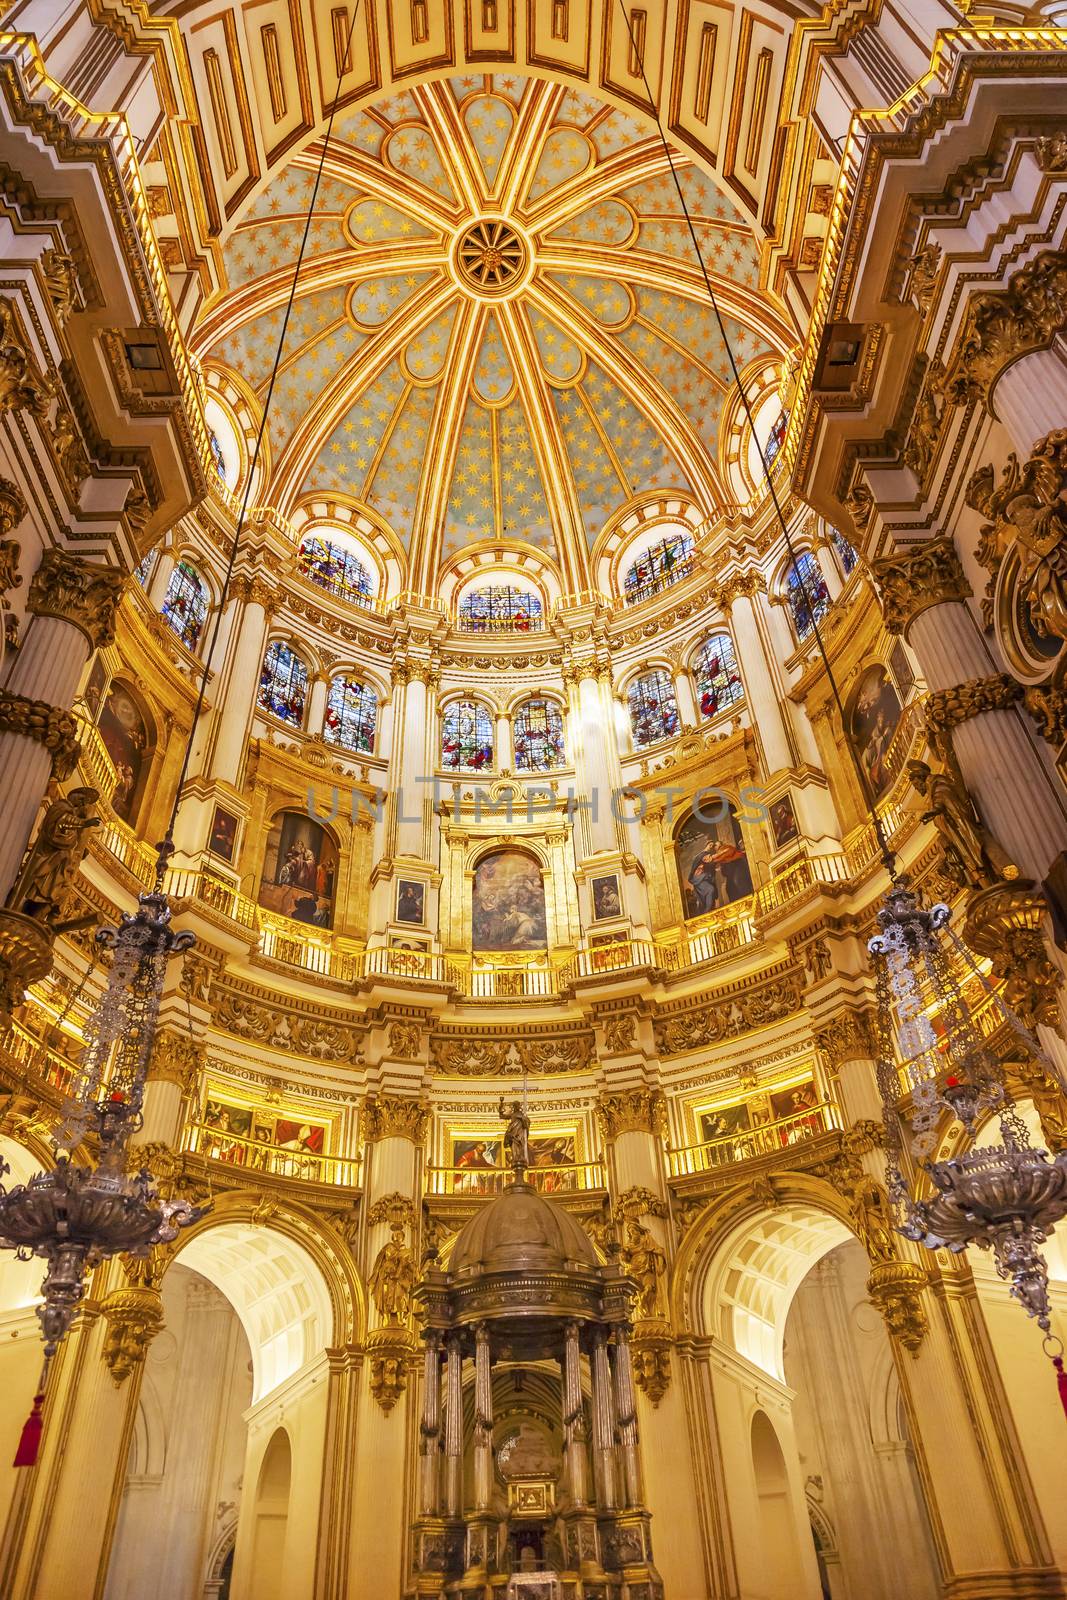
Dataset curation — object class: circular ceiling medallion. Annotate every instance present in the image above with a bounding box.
[453,217,530,298]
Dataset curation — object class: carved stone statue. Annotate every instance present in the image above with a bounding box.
[7,787,100,927]
[852,1178,897,1266]
[369,1222,415,1326]
[498,1096,530,1173]
[965,433,1067,642]
[907,758,1017,892]
[622,1218,667,1319]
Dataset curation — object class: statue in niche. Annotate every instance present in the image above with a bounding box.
[498,1096,530,1173]
[907,759,1018,892]
[369,1222,415,1326]
[622,1219,668,1319]
[7,787,100,928]
[965,433,1067,642]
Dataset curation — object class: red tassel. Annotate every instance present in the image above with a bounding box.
[13,1393,43,1468]
[1055,1357,1067,1424]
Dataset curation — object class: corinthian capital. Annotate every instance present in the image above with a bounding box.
[27,549,124,650]
[361,1091,430,1144]
[870,536,970,637]
[714,571,765,612]
[595,1086,667,1142]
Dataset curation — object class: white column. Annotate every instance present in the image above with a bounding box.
[146,551,176,609]
[307,674,329,739]
[208,578,271,789]
[990,342,1067,455]
[494,709,511,770]
[726,585,794,776]
[572,668,625,857]
[672,665,698,728]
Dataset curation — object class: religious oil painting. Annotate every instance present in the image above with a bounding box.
[528,1132,578,1190]
[770,1080,822,1140]
[769,794,799,849]
[451,1135,502,1191]
[258,810,338,928]
[699,1102,751,1144]
[201,1097,329,1170]
[207,804,239,863]
[396,878,425,925]
[591,872,622,920]
[849,666,903,799]
[98,683,152,825]
[675,804,753,921]
[471,850,547,950]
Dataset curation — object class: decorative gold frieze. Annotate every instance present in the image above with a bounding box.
[0,688,80,779]
[429,1030,593,1076]
[844,480,874,537]
[368,1192,416,1229]
[962,880,1062,1035]
[924,674,1022,756]
[906,759,1018,892]
[942,249,1067,408]
[212,980,362,1062]
[0,298,50,417]
[52,407,89,501]
[902,371,943,483]
[0,477,24,609]
[595,1087,667,1142]
[361,1092,430,1144]
[870,536,971,637]
[1037,133,1067,173]
[27,549,124,651]
[965,430,1067,644]
[101,1285,165,1384]
[653,971,804,1055]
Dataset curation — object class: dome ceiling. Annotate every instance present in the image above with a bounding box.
[194,74,795,592]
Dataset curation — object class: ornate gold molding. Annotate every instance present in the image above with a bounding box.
[387,1020,422,1061]
[0,298,49,417]
[966,430,1067,643]
[713,571,765,612]
[653,970,804,1055]
[0,907,53,1017]
[361,1092,430,1145]
[815,1009,876,1068]
[870,536,971,637]
[101,1285,164,1384]
[925,674,1022,755]
[962,880,1062,1036]
[366,1325,415,1413]
[27,549,124,651]
[148,1028,205,1096]
[631,1321,672,1406]
[595,1087,667,1142]
[0,688,80,779]
[227,572,279,616]
[1023,685,1067,746]
[866,1261,929,1355]
[942,249,1067,408]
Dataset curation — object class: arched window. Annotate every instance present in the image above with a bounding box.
[692,633,744,721]
[323,675,377,753]
[297,535,374,607]
[831,526,857,577]
[785,552,830,641]
[764,409,788,467]
[627,669,679,748]
[457,585,543,633]
[513,697,565,771]
[441,700,494,771]
[161,560,209,653]
[623,529,694,605]
[258,641,308,726]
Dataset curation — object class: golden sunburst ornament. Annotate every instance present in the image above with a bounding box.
[454,218,528,295]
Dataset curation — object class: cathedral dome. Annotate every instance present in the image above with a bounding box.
[449,1179,599,1279]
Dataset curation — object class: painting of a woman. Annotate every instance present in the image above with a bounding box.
[98,683,152,824]
[258,811,339,927]
[675,804,753,920]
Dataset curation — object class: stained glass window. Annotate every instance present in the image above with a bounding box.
[134,550,155,588]
[692,634,745,721]
[514,697,565,771]
[323,676,377,754]
[831,526,858,576]
[623,530,694,605]
[441,700,494,771]
[765,409,788,467]
[627,669,680,748]
[297,535,374,608]
[786,551,831,641]
[161,560,208,653]
[258,640,308,726]
[208,429,228,482]
[457,585,543,633]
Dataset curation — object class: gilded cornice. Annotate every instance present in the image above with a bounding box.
[28,549,125,651]
[870,536,970,637]
[210,973,364,1063]
[595,1087,668,1142]
[361,1092,430,1145]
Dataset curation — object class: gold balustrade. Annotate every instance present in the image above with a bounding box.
[667,1101,841,1178]
[184,1122,362,1187]
[426,1160,605,1197]
[0,1018,80,1099]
